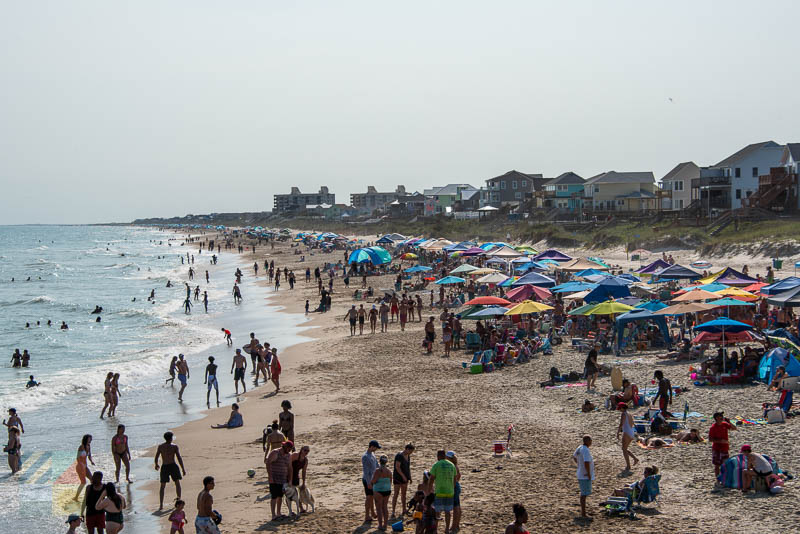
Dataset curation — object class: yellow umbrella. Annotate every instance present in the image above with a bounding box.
[504,300,554,315]
[714,287,758,300]
[585,301,634,315]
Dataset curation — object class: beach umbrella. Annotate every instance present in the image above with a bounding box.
[584,301,635,316]
[671,289,720,302]
[630,248,651,256]
[551,281,598,293]
[714,287,758,300]
[515,245,538,254]
[692,331,757,345]
[574,268,607,278]
[404,265,432,273]
[636,300,668,312]
[476,272,510,284]
[498,276,519,287]
[400,253,418,260]
[469,267,500,276]
[655,302,716,316]
[435,276,465,285]
[694,317,755,373]
[464,296,511,306]
[568,302,603,316]
[674,283,730,295]
[423,276,436,281]
[450,264,478,275]
[469,306,510,317]
[504,284,551,302]
[459,305,486,320]
[564,290,591,301]
[616,297,642,307]
[742,282,769,293]
[504,300,554,315]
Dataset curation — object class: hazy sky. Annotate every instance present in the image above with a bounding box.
[2,1,799,224]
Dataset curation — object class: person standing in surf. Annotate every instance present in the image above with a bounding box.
[204,357,220,408]
[73,434,95,501]
[155,432,187,511]
[270,348,281,393]
[101,372,114,419]
[108,373,121,417]
[231,349,247,395]
[177,355,189,402]
[112,424,132,484]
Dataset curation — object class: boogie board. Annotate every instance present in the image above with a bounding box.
[611,367,623,391]
[242,345,252,355]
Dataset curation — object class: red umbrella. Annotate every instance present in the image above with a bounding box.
[691,330,756,344]
[423,277,436,281]
[743,282,768,293]
[464,296,512,306]
[504,284,552,303]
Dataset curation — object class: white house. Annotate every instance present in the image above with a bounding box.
[660,162,699,211]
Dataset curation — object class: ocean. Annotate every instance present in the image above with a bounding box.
[0,225,309,533]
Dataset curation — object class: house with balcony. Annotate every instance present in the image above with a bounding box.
[742,143,800,213]
[583,171,659,212]
[422,184,478,215]
[484,170,546,208]
[350,185,407,215]
[273,186,335,213]
[538,172,585,211]
[691,141,785,214]
[660,162,699,211]
[388,192,426,218]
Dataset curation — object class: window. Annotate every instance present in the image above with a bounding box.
[752,167,758,177]
[617,199,625,205]
[521,180,527,188]
[677,199,684,209]
[735,168,741,178]
[512,181,518,190]
[746,190,753,197]
[594,186,600,193]
[736,189,742,199]
[500,181,506,190]
[674,181,683,191]
[514,192,521,199]
[557,185,568,192]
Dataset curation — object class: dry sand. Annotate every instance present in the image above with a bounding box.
[144,234,800,533]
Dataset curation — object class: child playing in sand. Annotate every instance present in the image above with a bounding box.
[419,493,437,534]
[168,499,185,534]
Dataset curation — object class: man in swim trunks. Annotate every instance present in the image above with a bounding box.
[345,306,358,336]
[195,476,220,534]
[155,431,187,510]
[231,349,247,394]
[379,302,389,333]
[358,304,366,335]
[248,333,260,374]
[205,356,220,408]
[176,354,189,402]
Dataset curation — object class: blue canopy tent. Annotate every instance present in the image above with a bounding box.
[585,274,635,285]
[762,277,800,296]
[636,259,670,275]
[616,308,672,350]
[652,264,702,282]
[510,271,556,288]
[533,249,572,262]
[552,281,598,293]
[758,348,800,384]
[376,235,395,245]
[583,278,632,303]
[636,300,668,312]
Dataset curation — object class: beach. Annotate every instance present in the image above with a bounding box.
[143,234,800,533]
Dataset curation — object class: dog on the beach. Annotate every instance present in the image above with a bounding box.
[298,484,315,513]
[283,483,315,515]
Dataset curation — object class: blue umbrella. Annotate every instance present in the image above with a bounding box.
[435,276,466,285]
[552,281,598,293]
[707,298,754,307]
[469,306,509,317]
[404,265,432,273]
[635,300,668,312]
[694,317,754,373]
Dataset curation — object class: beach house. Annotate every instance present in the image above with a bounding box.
[423,184,479,215]
[660,162,699,211]
[538,172,585,211]
[273,186,335,213]
[582,171,659,213]
[483,170,546,208]
[350,185,407,215]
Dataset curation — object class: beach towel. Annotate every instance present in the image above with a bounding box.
[717,454,779,489]
[637,439,674,450]
[734,416,768,426]
[671,411,704,419]
[544,382,588,390]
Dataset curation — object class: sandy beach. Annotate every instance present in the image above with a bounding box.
[144,234,800,534]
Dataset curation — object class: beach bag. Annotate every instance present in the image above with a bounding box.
[765,408,785,424]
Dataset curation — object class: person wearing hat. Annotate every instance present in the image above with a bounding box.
[370,455,393,530]
[708,412,737,479]
[65,514,82,534]
[361,440,380,523]
[740,444,773,493]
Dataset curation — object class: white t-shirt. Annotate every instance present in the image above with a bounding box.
[749,453,772,474]
[573,445,595,480]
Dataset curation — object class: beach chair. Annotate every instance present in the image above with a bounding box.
[631,474,661,508]
[465,332,481,350]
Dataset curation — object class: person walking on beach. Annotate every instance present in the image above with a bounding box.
[572,435,594,520]
[203,291,208,313]
[231,349,247,394]
[247,332,260,372]
[361,440,380,523]
[504,503,529,534]
[424,318,436,354]
[74,435,95,501]
[345,305,358,336]
[5,426,21,474]
[177,355,189,402]
[155,432,187,511]
[266,441,293,521]
[379,302,389,333]
[416,295,423,322]
[195,476,220,534]
[585,349,599,392]
[391,443,414,518]
[232,284,242,304]
[81,471,106,534]
[3,408,24,435]
[254,346,269,387]
[112,424,132,484]
[616,403,639,472]
[95,482,126,534]
[183,297,192,314]
[109,373,121,417]
[653,370,672,413]
[429,449,456,533]
[709,411,737,479]
[205,270,209,283]
[279,400,295,444]
[204,357,220,408]
[369,305,378,334]
[370,455,393,530]
[270,348,281,393]
[358,304,366,335]
[166,356,178,386]
[101,372,114,419]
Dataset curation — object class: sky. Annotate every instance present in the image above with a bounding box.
[1,1,799,224]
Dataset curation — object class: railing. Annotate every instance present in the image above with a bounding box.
[691,176,731,188]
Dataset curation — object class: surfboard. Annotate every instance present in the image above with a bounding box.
[611,367,623,391]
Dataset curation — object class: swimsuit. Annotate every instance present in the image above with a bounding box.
[170,510,186,530]
[622,414,635,439]
[195,516,220,534]
[207,375,218,390]
[178,373,187,385]
[105,510,123,524]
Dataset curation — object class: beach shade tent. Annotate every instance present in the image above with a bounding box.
[537,259,562,266]
[583,278,632,303]
[710,267,759,287]
[761,277,800,296]
[498,276,520,288]
[588,257,610,269]
[435,276,466,285]
[505,300,554,315]
[758,348,800,384]
[652,264,702,282]
[348,247,391,265]
[707,298,755,317]
[484,245,525,258]
[742,282,769,293]
[636,300,668,312]
[427,239,455,251]
[533,249,573,262]
[551,281,598,293]
[450,263,478,275]
[460,247,487,257]
[458,305,485,320]
[385,233,406,241]
[485,257,509,267]
[616,296,642,307]
[511,271,556,288]
[399,252,418,260]
[515,245,538,254]
[559,258,608,272]
[479,242,509,250]
[567,302,601,316]
[442,241,473,252]
[654,302,717,316]
[713,287,758,301]
[616,308,672,349]
[376,235,396,245]
[564,289,591,301]
[618,273,642,283]
[574,268,607,278]
[692,331,758,345]
[674,283,730,295]
[671,289,721,302]
[469,267,500,276]
[767,286,800,308]
[695,317,754,373]
[635,259,671,275]
[476,272,510,284]
[464,296,512,306]
[504,284,552,302]
[404,265,432,273]
[585,274,635,285]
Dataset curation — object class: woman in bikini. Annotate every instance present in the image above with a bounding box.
[100,372,114,419]
[96,482,126,534]
[369,455,393,531]
[5,426,21,474]
[504,503,529,534]
[112,424,132,484]
[109,373,121,417]
[616,402,639,472]
[74,434,95,501]
[279,400,295,445]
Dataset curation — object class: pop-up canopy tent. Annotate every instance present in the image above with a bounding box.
[707,267,759,287]
[767,286,800,308]
[636,259,670,275]
[616,308,672,350]
[652,263,702,281]
[559,258,607,272]
[511,271,556,288]
[533,249,572,262]
[762,277,800,296]
[583,278,632,303]
[758,347,800,384]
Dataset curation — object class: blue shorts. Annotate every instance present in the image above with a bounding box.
[578,479,592,496]
[434,496,454,512]
[178,374,187,385]
[453,482,461,507]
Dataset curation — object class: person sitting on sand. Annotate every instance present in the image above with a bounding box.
[504,503,529,534]
[609,379,635,408]
[676,428,704,443]
[740,444,773,493]
[613,466,659,496]
[581,399,596,413]
[211,403,243,429]
[650,410,673,436]
[769,366,787,391]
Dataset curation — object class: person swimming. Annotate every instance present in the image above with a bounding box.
[91,306,103,314]
[26,375,40,388]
